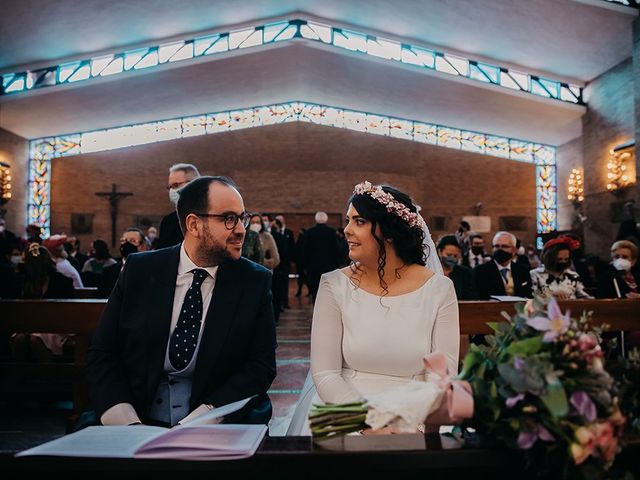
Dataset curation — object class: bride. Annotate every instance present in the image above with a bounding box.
[287,181,459,435]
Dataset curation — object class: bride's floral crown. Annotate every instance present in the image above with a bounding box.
[352,181,426,230]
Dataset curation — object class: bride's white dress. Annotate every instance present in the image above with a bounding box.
[286,268,459,435]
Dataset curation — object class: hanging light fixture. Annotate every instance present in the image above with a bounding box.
[607,141,635,195]
[567,168,584,204]
[0,161,11,205]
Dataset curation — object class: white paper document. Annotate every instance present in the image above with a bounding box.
[16,396,267,460]
[490,295,527,302]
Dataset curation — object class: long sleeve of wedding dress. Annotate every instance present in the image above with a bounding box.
[311,275,365,404]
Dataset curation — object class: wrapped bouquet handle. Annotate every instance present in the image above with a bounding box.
[423,352,474,425]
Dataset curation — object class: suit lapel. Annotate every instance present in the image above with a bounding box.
[145,246,180,401]
[191,259,242,403]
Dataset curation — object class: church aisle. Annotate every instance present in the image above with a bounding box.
[267,283,313,436]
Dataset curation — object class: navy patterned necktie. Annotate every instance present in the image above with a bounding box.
[500,268,509,283]
[169,268,209,370]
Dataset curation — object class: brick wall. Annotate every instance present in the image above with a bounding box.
[582,57,637,257]
[49,122,536,253]
[0,127,28,236]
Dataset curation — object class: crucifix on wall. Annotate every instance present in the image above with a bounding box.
[95,184,134,247]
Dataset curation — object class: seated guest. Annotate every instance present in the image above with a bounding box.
[437,234,477,300]
[474,231,532,299]
[64,237,88,273]
[462,233,491,269]
[597,240,640,299]
[81,239,117,287]
[44,234,84,288]
[11,243,75,361]
[530,236,592,300]
[88,176,276,427]
[526,244,542,269]
[96,228,148,298]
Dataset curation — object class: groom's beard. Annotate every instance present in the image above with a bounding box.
[197,223,243,266]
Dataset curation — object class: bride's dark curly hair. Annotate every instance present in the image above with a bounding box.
[348,185,428,296]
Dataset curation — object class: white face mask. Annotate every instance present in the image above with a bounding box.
[0,226,5,233]
[517,246,526,256]
[249,223,262,233]
[168,188,180,204]
[10,255,22,266]
[262,221,270,230]
[613,258,632,272]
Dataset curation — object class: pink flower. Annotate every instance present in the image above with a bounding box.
[592,422,614,450]
[526,298,570,342]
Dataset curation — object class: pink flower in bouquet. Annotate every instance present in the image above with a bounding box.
[591,422,614,451]
[570,426,596,464]
[602,437,619,463]
[526,298,570,342]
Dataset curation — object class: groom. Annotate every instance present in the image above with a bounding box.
[88,176,277,426]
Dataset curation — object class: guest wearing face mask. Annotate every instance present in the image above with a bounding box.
[474,231,532,299]
[462,233,491,268]
[526,244,542,269]
[242,219,265,264]
[0,217,17,257]
[437,235,477,300]
[146,226,159,250]
[597,240,640,299]
[0,242,23,298]
[530,236,592,300]
[96,228,148,298]
[248,213,279,271]
[157,164,200,249]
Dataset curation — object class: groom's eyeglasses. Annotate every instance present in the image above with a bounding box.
[195,212,251,230]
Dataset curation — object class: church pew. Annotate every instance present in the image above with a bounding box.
[0,299,106,429]
[458,298,640,334]
[1,298,638,431]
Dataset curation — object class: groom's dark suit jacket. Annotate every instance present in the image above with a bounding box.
[87,245,277,424]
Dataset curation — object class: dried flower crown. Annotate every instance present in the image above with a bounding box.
[353,181,426,230]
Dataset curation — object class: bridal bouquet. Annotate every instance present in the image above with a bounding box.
[309,352,473,439]
[459,296,625,475]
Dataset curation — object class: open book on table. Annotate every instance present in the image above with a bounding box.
[16,396,267,460]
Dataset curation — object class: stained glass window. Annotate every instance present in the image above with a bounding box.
[2,18,583,105]
[29,101,556,238]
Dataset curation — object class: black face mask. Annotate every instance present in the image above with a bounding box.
[119,241,138,259]
[471,246,484,256]
[554,261,570,271]
[493,249,513,264]
[440,256,458,269]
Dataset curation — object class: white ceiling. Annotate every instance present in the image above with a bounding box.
[0,0,636,144]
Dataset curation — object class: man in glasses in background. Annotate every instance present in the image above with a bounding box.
[157,163,200,249]
[89,176,277,427]
[473,230,533,300]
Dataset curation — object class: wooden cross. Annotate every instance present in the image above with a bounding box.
[95,184,133,247]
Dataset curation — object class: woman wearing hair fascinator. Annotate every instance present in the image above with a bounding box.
[287,181,459,435]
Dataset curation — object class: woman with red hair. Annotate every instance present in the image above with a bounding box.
[530,236,592,300]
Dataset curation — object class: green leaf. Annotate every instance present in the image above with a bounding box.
[540,381,568,418]
[458,350,482,379]
[506,336,543,356]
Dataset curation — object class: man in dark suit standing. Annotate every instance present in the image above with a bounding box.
[303,211,340,301]
[88,176,277,427]
[272,215,295,309]
[474,231,532,299]
[157,163,200,249]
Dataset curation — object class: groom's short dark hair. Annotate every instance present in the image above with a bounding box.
[176,176,238,233]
